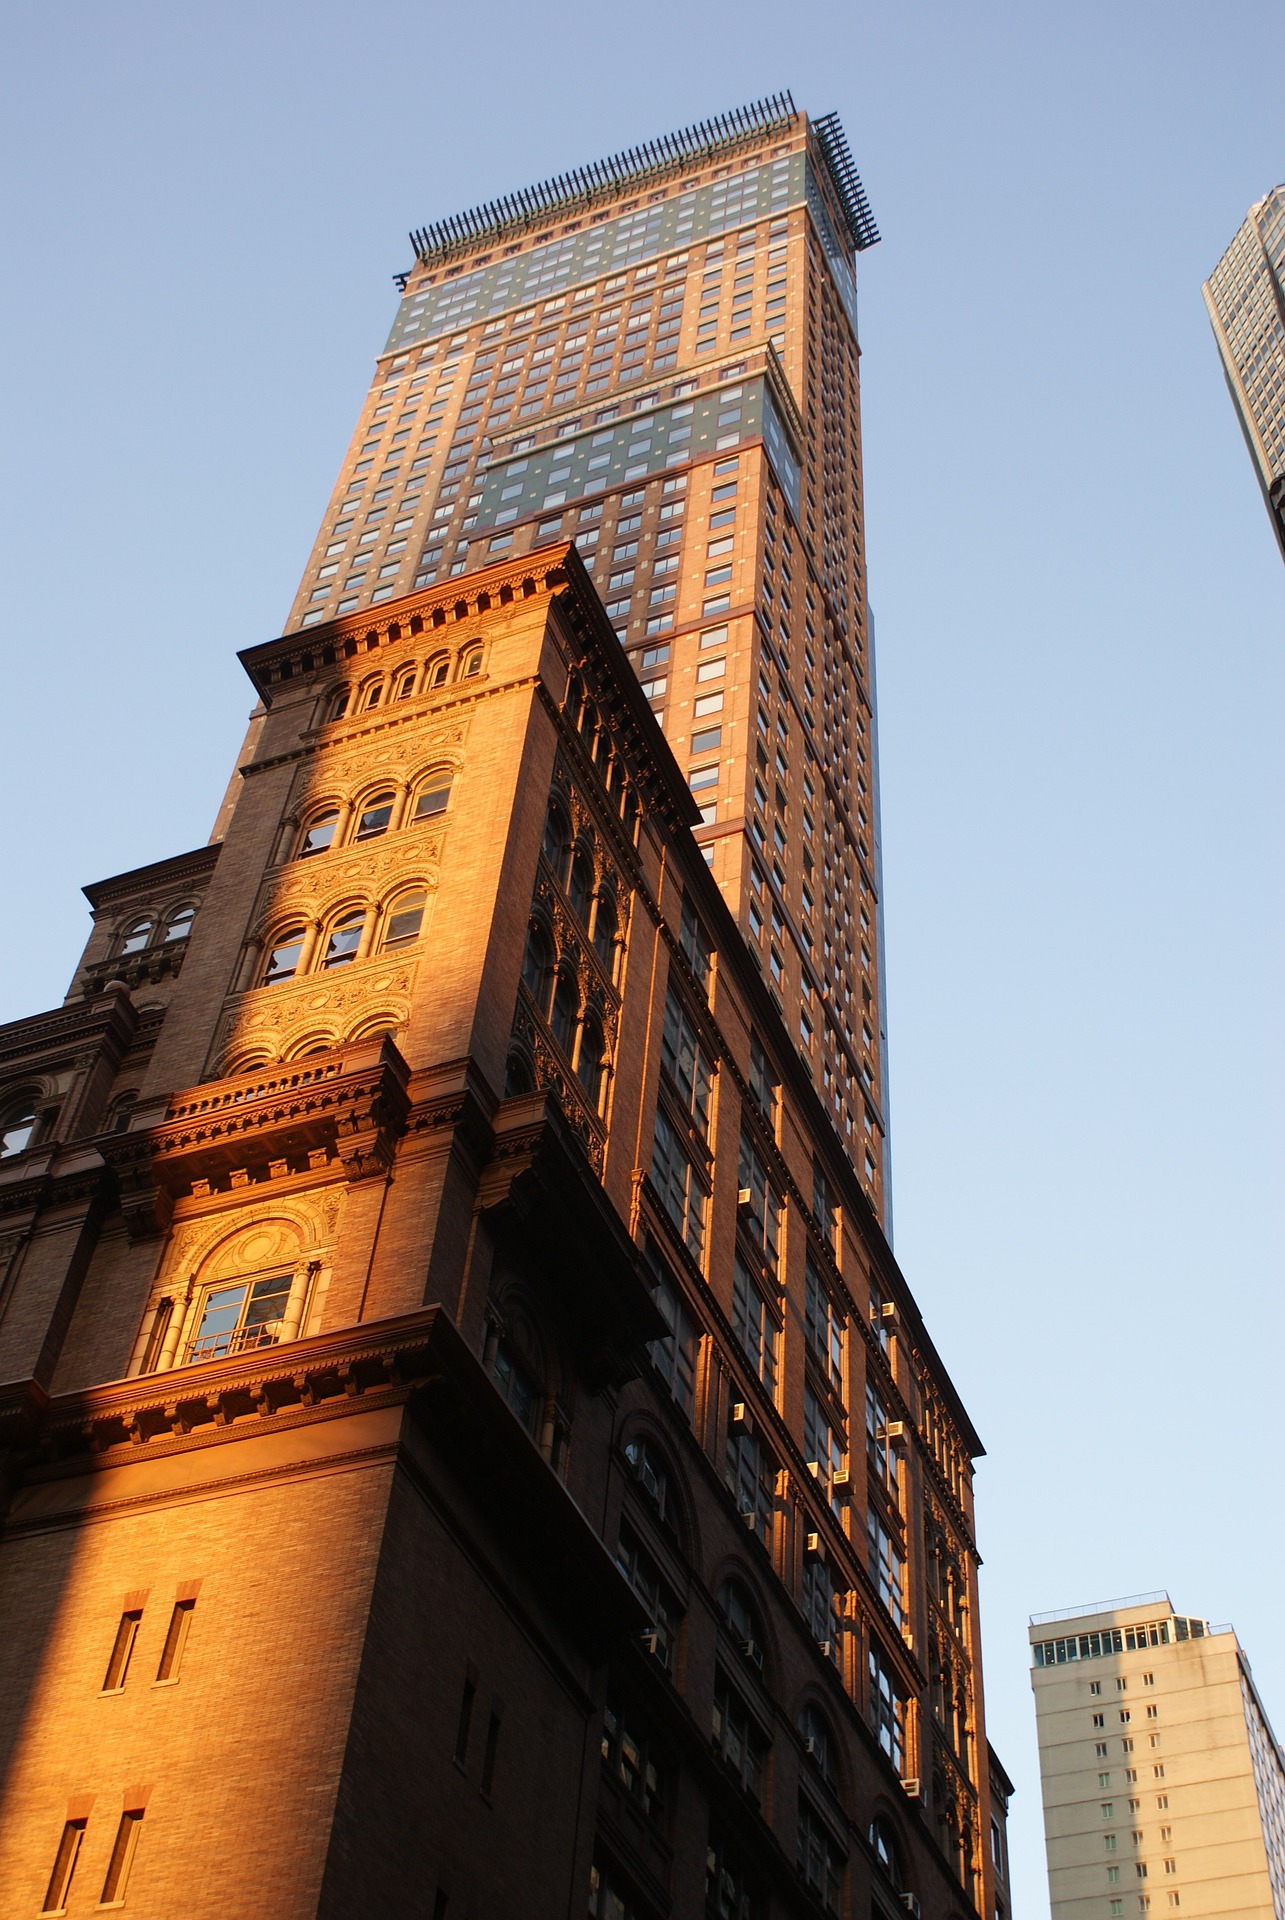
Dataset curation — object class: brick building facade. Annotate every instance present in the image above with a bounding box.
[0,100,1009,1920]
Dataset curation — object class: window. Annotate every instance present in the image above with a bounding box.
[550,970,579,1052]
[800,1702,838,1788]
[806,1387,845,1511]
[542,797,571,878]
[650,1107,704,1258]
[118,917,152,955]
[661,986,712,1131]
[99,1809,144,1907]
[568,844,595,921]
[413,771,453,819]
[164,904,196,942]
[801,1555,840,1655]
[748,1033,776,1121]
[0,1097,37,1158]
[616,1523,679,1671]
[587,895,618,983]
[645,1243,697,1417]
[725,1426,773,1543]
[805,1253,843,1390]
[712,1672,767,1797]
[737,1132,781,1273]
[102,1609,143,1692]
[867,1508,905,1627]
[521,920,554,1010]
[798,1800,844,1910]
[489,1335,542,1437]
[382,890,427,950]
[155,1599,196,1682]
[602,1699,670,1826]
[732,1253,777,1395]
[576,1009,608,1110]
[263,928,306,984]
[869,1642,905,1771]
[679,892,712,990]
[355,791,395,839]
[866,1383,898,1498]
[40,1820,86,1915]
[321,910,365,968]
[188,1273,292,1361]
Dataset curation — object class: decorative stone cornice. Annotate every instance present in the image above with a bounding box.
[82,843,221,911]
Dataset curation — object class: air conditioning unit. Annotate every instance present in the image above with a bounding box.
[641,1628,664,1657]
[806,1458,822,1479]
[899,1894,922,1917]
[805,1530,824,1562]
[900,1777,922,1800]
[804,1736,823,1759]
[815,1640,832,1659]
[736,1187,754,1209]
[639,1460,661,1501]
[831,1467,852,1498]
[880,1301,896,1323]
[738,1635,763,1669]
[882,1419,905,1442]
[739,1508,757,1533]
[730,1401,752,1433]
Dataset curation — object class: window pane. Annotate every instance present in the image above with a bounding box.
[355,794,395,839]
[264,932,305,983]
[323,913,365,967]
[300,809,339,856]
[384,893,426,949]
[413,776,452,819]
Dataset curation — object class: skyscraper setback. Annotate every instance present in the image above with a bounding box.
[0,99,1007,1920]
[1202,185,1285,565]
[289,95,890,1215]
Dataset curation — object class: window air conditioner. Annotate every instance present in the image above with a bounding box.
[641,1628,664,1657]
[883,1420,905,1442]
[900,1778,922,1800]
[880,1301,896,1322]
[805,1530,824,1561]
[831,1468,851,1496]
[804,1736,822,1759]
[738,1635,763,1669]
[730,1401,752,1432]
[899,1894,922,1917]
[639,1460,661,1500]
[737,1187,754,1209]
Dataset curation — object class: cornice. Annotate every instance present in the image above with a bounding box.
[82,843,221,911]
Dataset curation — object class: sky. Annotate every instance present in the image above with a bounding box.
[1,3,1282,1911]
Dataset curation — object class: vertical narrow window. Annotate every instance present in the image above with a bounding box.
[41,1821,86,1915]
[480,1709,502,1796]
[454,1673,477,1765]
[139,1300,172,1375]
[155,1600,195,1683]
[102,1611,142,1692]
[99,1810,144,1906]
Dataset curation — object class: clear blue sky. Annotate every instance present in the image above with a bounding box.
[2,5,1281,1911]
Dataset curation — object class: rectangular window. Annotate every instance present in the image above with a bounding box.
[868,1643,905,1772]
[748,1034,777,1121]
[867,1506,905,1626]
[41,1821,86,1915]
[732,1251,777,1396]
[797,1797,844,1910]
[616,1524,679,1672]
[155,1599,195,1683]
[866,1383,897,1498]
[102,1611,142,1693]
[712,1672,767,1798]
[725,1427,774,1544]
[801,1555,839,1654]
[805,1252,843,1390]
[454,1672,476,1764]
[737,1131,782,1273]
[645,1242,697,1418]
[99,1810,144,1907]
[679,893,712,990]
[660,986,712,1132]
[650,1108,705,1260]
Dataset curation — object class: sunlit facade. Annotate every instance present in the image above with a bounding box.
[1202,186,1285,564]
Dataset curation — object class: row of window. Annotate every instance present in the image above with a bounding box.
[323,647,482,714]
[292,768,453,860]
[110,902,197,958]
[260,889,429,986]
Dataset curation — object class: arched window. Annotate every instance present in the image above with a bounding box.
[542,799,571,877]
[322,911,365,968]
[427,655,450,687]
[799,1703,838,1791]
[718,1577,765,1668]
[522,922,554,1010]
[360,679,383,711]
[298,808,339,858]
[0,1096,37,1158]
[490,1333,541,1437]
[461,648,483,678]
[118,918,152,956]
[550,971,578,1053]
[504,1051,535,1098]
[188,1271,293,1363]
[395,668,417,700]
[327,687,350,722]
[263,928,306,985]
[354,791,395,840]
[576,1009,607,1111]
[108,1091,137,1134]
[568,844,594,922]
[592,889,617,973]
[869,1819,901,1885]
[164,904,196,942]
[624,1433,670,1525]
[382,889,426,951]
[412,770,453,821]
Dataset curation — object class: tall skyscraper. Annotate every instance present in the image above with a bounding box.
[1031,1594,1285,1920]
[287,94,891,1219]
[0,100,1007,1920]
[1202,186,1285,564]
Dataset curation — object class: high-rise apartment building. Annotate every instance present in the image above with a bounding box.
[1202,186,1285,564]
[1031,1594,1285,1920]
[0,100,1006,1920]
[287,94,890,1217]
